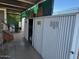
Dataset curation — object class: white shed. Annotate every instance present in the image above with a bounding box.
[24,12,79,59]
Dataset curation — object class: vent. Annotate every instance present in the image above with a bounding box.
[50,21,59,29]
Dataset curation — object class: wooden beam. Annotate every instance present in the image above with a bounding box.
[7,12,20,15]
[18,0,34,4]
[0,2,26,9]
[7,8,23,12]
[0,4,26,12]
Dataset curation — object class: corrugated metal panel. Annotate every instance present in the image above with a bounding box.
[42,15,76,59]
[32,17,44,55]
[24,19,29,40]
[32,13,77,59]
[69,14,79,59]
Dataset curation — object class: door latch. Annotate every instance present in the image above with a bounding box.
[70,51,74,54]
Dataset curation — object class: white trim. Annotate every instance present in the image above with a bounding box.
[18,0,34,4]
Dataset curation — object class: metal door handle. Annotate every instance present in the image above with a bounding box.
[70,51,74,54]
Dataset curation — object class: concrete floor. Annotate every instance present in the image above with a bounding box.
[0,32,43,59]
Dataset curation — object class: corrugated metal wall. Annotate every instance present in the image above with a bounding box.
[42,15,76,59]
[32,17,44,55]
[32,13,77,59]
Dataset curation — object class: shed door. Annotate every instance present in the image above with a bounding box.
[33,18,43,55]
[42,16,75,59]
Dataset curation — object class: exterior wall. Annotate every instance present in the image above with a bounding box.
[37,0,54,17]
[0,8,7,44]
[0,8,7,31]
[0,10,4,32]
[37,7,43,16]
[41,0,53,16]
[42,15,75,59]
[69,13,79,59]
[24,19,29,40]
[32,17,44,55]
[21,17,25,31]
[32,13,79,59]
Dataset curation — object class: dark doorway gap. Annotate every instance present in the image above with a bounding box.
[28,19,33,45]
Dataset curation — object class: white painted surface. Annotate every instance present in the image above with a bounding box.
[69,13,79,59]
[42,15,76,59]
[32,13,79,59]
[32,17,44,55]
[22,17,25,31]
[24,19,29,40]
[19,22,22,27]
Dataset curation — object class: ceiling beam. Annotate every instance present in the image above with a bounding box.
[7,8,23,12]
[7,12,20,15]
[18,0,34,5]
[0,2,26,9]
